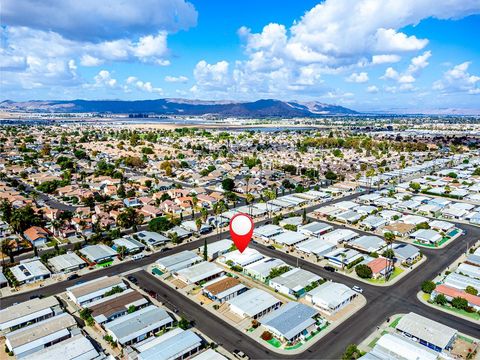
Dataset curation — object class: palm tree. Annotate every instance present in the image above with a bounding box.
[383,232,396,281]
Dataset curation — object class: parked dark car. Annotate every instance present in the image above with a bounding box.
[267,245,276,250]
[323,266,336,272]
[67,274,80,281]
[127,275,138,284]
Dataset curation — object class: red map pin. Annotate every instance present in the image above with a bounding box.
[229,213,254,253]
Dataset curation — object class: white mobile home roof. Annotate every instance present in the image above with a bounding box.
[244,257,288,279]
[262,302,317,341]
[22,334,99,360]
[66,275,126,305]
[307,281,356,310]
[0,296,59,331]
[272,230,308,246]
[80,244,117,262]
[176,261,224,284]
[254,224,283,238]
[200,239,232,258]
[350,235,386,253]
[47,252,86,273]
[269,199,295,208]
[191,349,227,360]
[137,328,202,360]
[11,260,51,283]
[396,312,457,350]
[321,229,358,244]
[298,222,333,236]
[278,195,305,205]
[135,231,169,247]
[156,250,202,272]
[444,272,480,291]
[457,263,480,279]
[269,268,321,292]
[113,237,145,252]
[228,288,281,318]
[5,313,76,357]
[369,333,438,360]
[295,238,335,257]
[222,248,264,267]
[105,305,173,345]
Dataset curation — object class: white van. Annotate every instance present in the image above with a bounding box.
[132,253,145,261]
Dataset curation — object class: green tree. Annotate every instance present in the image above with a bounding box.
[451,296,468,310]
[434,294,447,306]
[148,216,174,233]
[342,344,361,360]
[409,182,421,192]
[178,317,190,330]
[221,178,235,192]
[117,208,143,230]
[421,280,436,294]
[203,239,208,261]
[355,264,372,279]
[116,245,127,260]
[465,286,478,296]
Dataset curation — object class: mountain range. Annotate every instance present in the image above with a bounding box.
[0,99,357,117]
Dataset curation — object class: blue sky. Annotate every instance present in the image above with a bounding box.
[1,0,480,113]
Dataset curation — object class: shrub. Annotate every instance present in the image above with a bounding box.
[465,286,478,296]
[342,344,361,360]
[434,294,447,306]
[355,264,372,279]
[261,331,273,341]
[451,296,468,310]
[421,281,436,294]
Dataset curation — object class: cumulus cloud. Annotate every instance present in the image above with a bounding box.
[193,60,231,90]
[371,54,401,64]
[1,1,197,94]
[80,54,103,67]
[381,51,431,85]
[346,72,369,83]
[2,0,197,42]
[93,70,117,87]
[433,62,480,94]
[191,0,478,98]
[165,75,189,83]
[367,85,379,93]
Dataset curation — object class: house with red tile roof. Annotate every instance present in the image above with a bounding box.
[23,226,49,247]
[432,284,480,311]
[367,257,394,279]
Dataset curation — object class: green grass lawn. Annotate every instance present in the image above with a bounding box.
[433,304,480,321]
[272,243,283,249]
[285,342,303,350]
[45,241,56,247]
[266,338,282,348]
[414,237,450,248]
[367,268,404,284]
[368,337,380,348]
[96,260,113,268]
[389,316,402,328]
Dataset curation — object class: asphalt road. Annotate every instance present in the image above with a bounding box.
[2,191,479,359]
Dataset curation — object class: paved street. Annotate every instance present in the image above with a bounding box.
[2,191,479,359]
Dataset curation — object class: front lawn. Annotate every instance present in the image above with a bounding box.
[367,268,404,284]
[266,338,282,348]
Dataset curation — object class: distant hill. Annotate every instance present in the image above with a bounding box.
[0,98,357,117]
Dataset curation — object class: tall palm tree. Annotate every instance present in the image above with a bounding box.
[383,232,396,281]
